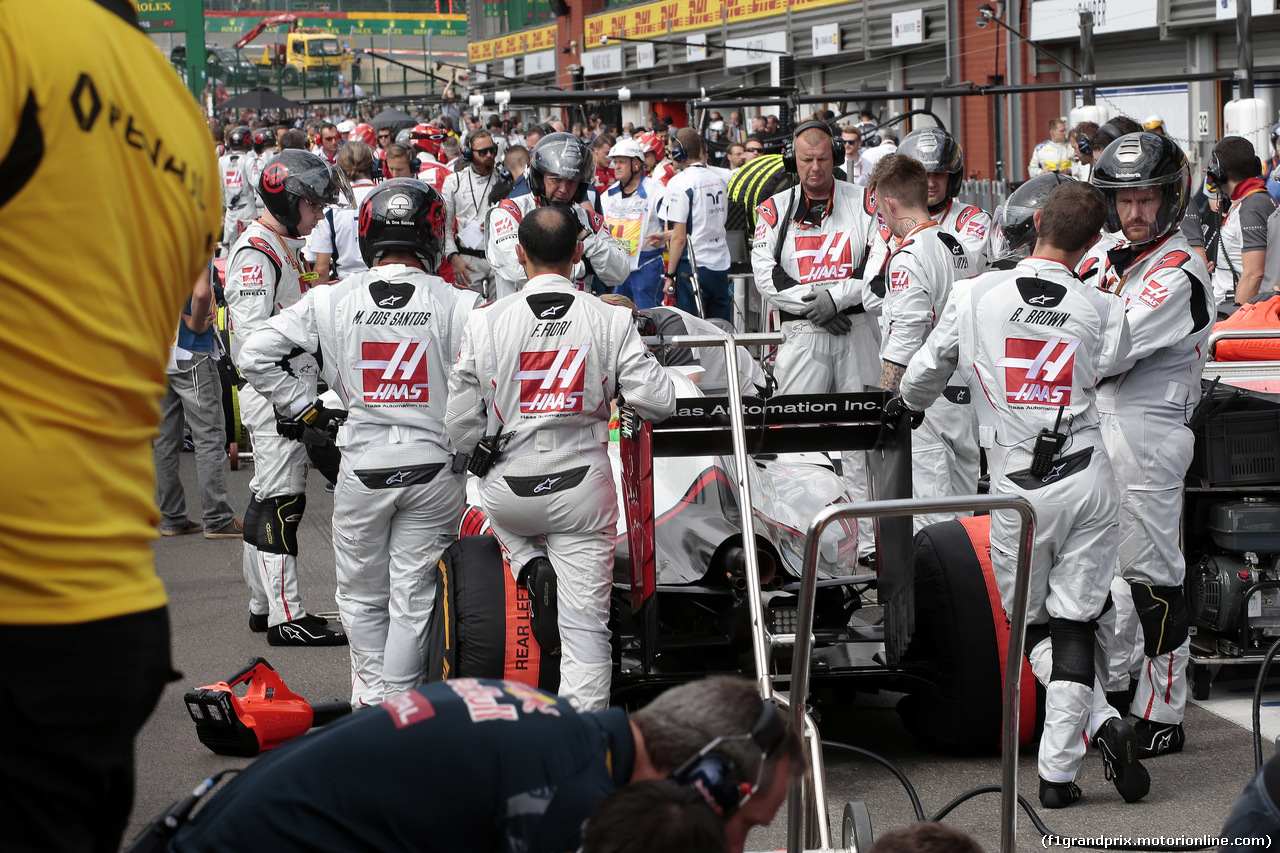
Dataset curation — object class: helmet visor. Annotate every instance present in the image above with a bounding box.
[986,203,1038,262]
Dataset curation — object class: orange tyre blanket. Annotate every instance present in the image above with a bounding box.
[1214,295,1280,361]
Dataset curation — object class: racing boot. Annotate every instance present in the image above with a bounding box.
[1093,717,1150,803]
[1038,778,1082,809]
[1134,720,1185,759]
[268,617,348,646]
[251,612,325,633]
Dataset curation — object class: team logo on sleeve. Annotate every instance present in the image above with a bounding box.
[998,337,1080,405]
[247,237,282,266]
[1137,250,1189,308]
[757,198,778,228]
[1138,279,1171,309]
[889,270,910,292]
[514,346,590,414]
[792,232,854,282]
[355,339,432,402]
[955,206,987,241]
[494,216,516,236]
[240,265,263,288]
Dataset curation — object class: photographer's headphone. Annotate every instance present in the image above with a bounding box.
[782,120,845,174]
[671,699,787,820]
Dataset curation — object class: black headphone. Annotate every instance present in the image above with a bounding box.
[671,137,688,163]
[461,132,485,164]
[1075,135,1092,157]
[1091,121,1125,155]
[782,121,845,173]
[671,699,787,820]
[1205,151,1226,188]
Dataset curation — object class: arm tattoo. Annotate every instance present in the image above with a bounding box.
[879,360,906,393]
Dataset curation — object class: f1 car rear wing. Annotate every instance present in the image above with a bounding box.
[649,392,887,458]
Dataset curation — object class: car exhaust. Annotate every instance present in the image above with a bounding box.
[715,545,777,590]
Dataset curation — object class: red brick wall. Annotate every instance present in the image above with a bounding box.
[957,0,1067,182]
[957,2,1003,180]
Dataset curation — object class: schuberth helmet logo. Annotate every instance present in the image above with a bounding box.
[262,163,288,194]
[385,193,414,219]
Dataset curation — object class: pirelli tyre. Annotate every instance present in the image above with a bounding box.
[896,516,1045,753]
[727,154,795,233]
[424,534,560,694]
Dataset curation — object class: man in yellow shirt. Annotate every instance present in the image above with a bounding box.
[1028,118,1073,178]
[0,1,220,850]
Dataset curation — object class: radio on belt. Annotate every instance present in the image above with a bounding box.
[467,434,503,477]
[1030,405,1068,478]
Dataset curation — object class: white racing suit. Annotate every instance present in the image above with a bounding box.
[751,182,878,556]
[240,264,479,707]
[241,149,274,210]
[445,274,677,710]
[219,151,257,245]
[443,166,497,295]
[226,221,317,628]
[880,222,979,530]
[1094,232,1213,725]
[900,257,1132,783]
[862,199,990,320]
[486,196,630,300]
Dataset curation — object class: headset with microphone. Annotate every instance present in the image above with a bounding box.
[671,699,788,820]
[670,137,688,164]
[782,120,845,173]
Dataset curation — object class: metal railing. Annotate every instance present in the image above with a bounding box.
[1208,327,1280,358]
[957,178,1011,213]
[785,494,1037,853]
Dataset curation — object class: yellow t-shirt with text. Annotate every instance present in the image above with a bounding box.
[0,0,222,624]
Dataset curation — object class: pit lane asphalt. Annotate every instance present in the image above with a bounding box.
[127,453,1273,851]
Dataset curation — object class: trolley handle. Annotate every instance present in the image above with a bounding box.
[786,494,1036,853]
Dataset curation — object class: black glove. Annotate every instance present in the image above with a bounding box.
[882,395,924,429]
[821,313,853,336]
[277,400,345,445]
[802,290,840,325]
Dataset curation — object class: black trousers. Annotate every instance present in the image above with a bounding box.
[0,607,174,853]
